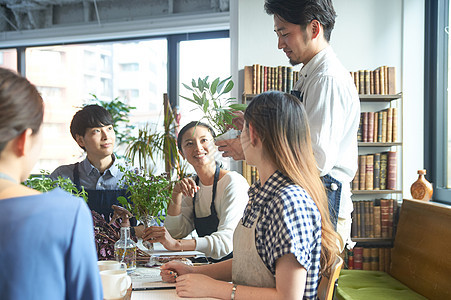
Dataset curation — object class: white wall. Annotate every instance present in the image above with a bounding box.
[231,0,425,198]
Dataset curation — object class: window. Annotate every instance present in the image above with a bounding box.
[178,37,231,128]
[425,0,451,204]
[7,30,228,174]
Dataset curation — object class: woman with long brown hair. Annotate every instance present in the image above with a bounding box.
[159,91,339,299]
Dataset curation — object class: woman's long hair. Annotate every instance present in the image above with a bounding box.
[244,91,339,275]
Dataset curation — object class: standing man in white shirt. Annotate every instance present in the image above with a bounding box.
[217,0,360,250]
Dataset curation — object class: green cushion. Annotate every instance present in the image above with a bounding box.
[336,270,427,300]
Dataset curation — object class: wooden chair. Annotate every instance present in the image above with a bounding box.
[317,256,343,300]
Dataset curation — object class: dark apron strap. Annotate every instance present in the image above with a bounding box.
[193,162,220,218]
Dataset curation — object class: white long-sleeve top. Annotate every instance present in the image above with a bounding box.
[164,171,249,259]
[294,46,360,219]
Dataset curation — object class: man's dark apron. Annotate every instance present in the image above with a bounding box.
[193,163,233,262]
[73,162,135,226]
[322,174,341,229]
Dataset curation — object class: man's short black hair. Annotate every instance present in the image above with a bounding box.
[265,0,337,42]
[70,104,114,141]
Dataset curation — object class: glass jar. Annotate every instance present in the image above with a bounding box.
[114,227,137,271]
[140,215,158,253]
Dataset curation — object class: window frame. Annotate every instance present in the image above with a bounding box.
[2,30,229,109]
[424,0,451,205]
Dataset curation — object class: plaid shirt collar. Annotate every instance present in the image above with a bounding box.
[243,170,291,227]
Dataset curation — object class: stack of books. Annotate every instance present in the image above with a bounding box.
[358,108,398,143]
[352,152,397,191]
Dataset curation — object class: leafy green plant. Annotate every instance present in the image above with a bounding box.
[181,76,247,135]
[117,167,173,224]
[23,170,88,202]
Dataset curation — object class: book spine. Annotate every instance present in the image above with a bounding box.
[252,64,258,94]
[347,248,354,269]
[359,155,366,190]
[359,70,365,94]
[379,66,386,95]
[369,70,374,94]
[354,247,363,270]
[388,199,394,238]
[365,154,374,190]
[356,201,362,237]
[351,201,358,238]
[377,111,383,142]
[364,201,370,237]
[362,112,368,143]
[287,67,293,91]
[379,247,385,271]
[372,248,379,271]
[278,66,283,91]
[387,66,396,95]
[380,199,390,238]
[375,68,380,94]
[392,107,398,142]
[367,112,374,143]
[373,205,381,238]
[364,70,371,94]
[373,153,381,190]
[384,247,391,272]
[369,201,374,238]
[263,66,268,92]
[381,110,388,143]
[380,153,388,189]
[373,112,378,143]
[244,66,254,94]
[359,201,365,238]
[387,151,397,190]
[387,108,393,143]
[362,247,371,270]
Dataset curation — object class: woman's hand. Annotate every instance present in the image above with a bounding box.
[175,274,219,298]
[173,177,199,198]
[142,226,178,250]
[160,261,194,283]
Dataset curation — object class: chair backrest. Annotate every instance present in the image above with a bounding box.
[317,256,344,300]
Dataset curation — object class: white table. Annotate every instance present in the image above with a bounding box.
[130,243,215,299]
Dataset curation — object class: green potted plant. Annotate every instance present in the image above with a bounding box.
[180,76,247,140]
[23,170,88,201]
[117,167,173,252]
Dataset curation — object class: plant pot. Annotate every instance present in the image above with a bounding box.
[140,215,158,253]
[215,129,241,141]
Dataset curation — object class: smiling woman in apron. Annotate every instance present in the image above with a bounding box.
[159,92,340,299]
[50,105,139,232]
[142,121,249,261]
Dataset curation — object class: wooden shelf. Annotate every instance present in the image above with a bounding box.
[352,190,402,195]
[359,93,402,102]
[351,237,394,243]
[358,142,402,147]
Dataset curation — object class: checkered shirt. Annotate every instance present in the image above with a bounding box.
[241,170,322,299]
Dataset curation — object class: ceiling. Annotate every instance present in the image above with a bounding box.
[0,0,230,32]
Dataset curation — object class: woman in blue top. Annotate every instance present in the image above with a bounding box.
[0,67,103,300]
[159,91,340,299]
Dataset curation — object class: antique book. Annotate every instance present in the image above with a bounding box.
[373,205,382,238]
[362,247,371,270]
[359,155,367,190]
[373,152,381,190]
[392,107,398,142]
[387,66,396,95]
[354,247,363,270]
[387,151,397,190]
[380,152,388,190]
[380,199,390,238]
[365,154,374,190]
[371,248,379,271]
